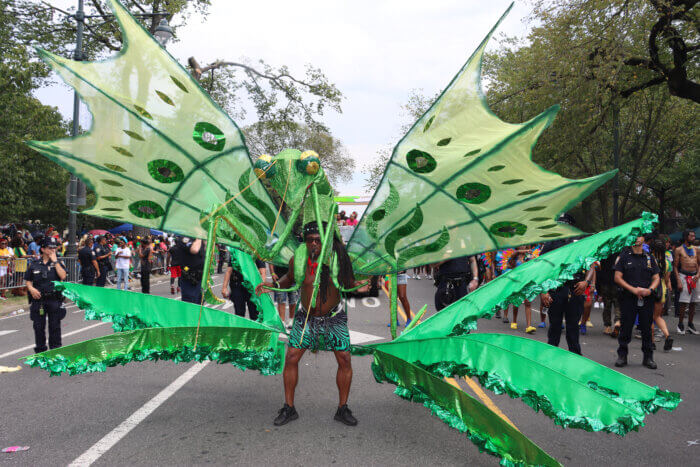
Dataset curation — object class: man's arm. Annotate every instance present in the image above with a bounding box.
[673,247,682,289]
[189,239,202,255]
[222,266,232,298]
[92,259,100,276]
[573,266,596,295]
[256,258,294,295]
[469,256,479,291]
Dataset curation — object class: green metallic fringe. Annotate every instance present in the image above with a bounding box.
[419,360,679,436]
[23,343,284,377]
[55,283,153,332]
[449,212,657,336]
[371,362,543,467]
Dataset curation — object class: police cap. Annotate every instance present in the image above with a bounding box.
[41,237,59,248]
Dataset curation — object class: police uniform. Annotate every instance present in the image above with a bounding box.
[614,248,659,366]
[435,256,473,311]
[541,239,586,354]
[93,241,111,287]
[226,255,260,320]
[78,244,97,285]
[24,238,66,353]
[177,237,205,304]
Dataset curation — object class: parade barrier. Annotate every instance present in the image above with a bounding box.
[0,250,171,294]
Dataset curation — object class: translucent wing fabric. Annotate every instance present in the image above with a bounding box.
[26,0,294,261]
[347,4,615,275]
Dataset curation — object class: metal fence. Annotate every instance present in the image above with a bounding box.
[0,250,170,292]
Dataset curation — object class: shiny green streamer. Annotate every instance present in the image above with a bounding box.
[384,204,423,258]
[238,169,277,228]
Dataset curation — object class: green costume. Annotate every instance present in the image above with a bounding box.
[24,2,679,465]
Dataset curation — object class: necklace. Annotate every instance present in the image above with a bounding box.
[683,244,695,257]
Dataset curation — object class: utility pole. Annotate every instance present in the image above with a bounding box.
[612,103,620,227]
[66,0,85,256]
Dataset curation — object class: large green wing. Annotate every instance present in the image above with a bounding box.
[347,3,615,275]
[26,0,292,260]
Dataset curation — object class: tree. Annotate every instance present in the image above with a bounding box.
[482,0,700,232]
[364,90,435,191]
[531,0,699,103]
[0,0,71,228]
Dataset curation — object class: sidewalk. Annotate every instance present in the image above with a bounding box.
[0,273,172,318]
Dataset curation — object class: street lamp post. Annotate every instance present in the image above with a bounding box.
[64,2,172,255]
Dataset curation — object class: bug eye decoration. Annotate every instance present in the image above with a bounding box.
[296,150,321,175]
[253,154,277,179]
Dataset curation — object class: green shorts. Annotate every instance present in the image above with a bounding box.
[288,304,350,352]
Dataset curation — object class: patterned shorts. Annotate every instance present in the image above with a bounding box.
[288,304,350,352]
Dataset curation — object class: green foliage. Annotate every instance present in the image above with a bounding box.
[481,0,699,232]
[0,0,70,227]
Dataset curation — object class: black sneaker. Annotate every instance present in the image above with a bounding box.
[614,356,627,367]
[677,322,685,334]
[663,337,674,352]
[502,317,509,324]
[687,323,699,335]
[642,358,657,370]
[334,404,358,426]
[273,404,298,426]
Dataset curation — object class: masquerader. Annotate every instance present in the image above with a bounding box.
[255,221,367,427]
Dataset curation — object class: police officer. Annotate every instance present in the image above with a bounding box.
[78,236,99,285]
[434,256,479,311]
[24,237,67,353]
[176,236,204,304]
[614,235,660,369]
[539,214,595,355]
[93,236,112,287]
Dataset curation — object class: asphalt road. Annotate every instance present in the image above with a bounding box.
[0,274,698,466]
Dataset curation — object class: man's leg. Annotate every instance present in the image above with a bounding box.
[243,288,259,321]
[230,285,247,317]
[333,350,353,406]
[565,296,583,354]
[547,289,566,347]
[617,301,635,362]
[95,267,107,287]
[45,300,63,350]
[283,347,305,407]
[30,301,48,353]
[639,302,654,362]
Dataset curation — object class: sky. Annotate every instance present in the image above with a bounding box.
[35,0,533,196]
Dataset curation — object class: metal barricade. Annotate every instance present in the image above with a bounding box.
[0,256,80,291]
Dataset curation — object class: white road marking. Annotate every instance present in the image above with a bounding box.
[0,330,18,337]
[69,362,209,466]
[349,330,383,345]
[0,322,107,360]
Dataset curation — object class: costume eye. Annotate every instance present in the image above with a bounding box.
[296,150,320,175]
[254,154,277,179]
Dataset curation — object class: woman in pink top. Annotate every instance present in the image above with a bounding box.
[345,211,359,227]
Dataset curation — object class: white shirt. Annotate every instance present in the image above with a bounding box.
[115,247,132,270]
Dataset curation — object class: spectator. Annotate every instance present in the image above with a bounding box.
[673,230,699,334]
[114,239,132,291]
[651,239,674,351]
[93,236,112,287]
[345,211,359,227]
[139,237,153,294]
[269,262,297,328]
[167,237,182,295]
[217,243,227,274]
[27,234,42,257]
[78,236,99,286]
[614,235,660,369]
[597,253,620,337]
[387,270,412,327]
[0,236,12,299]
